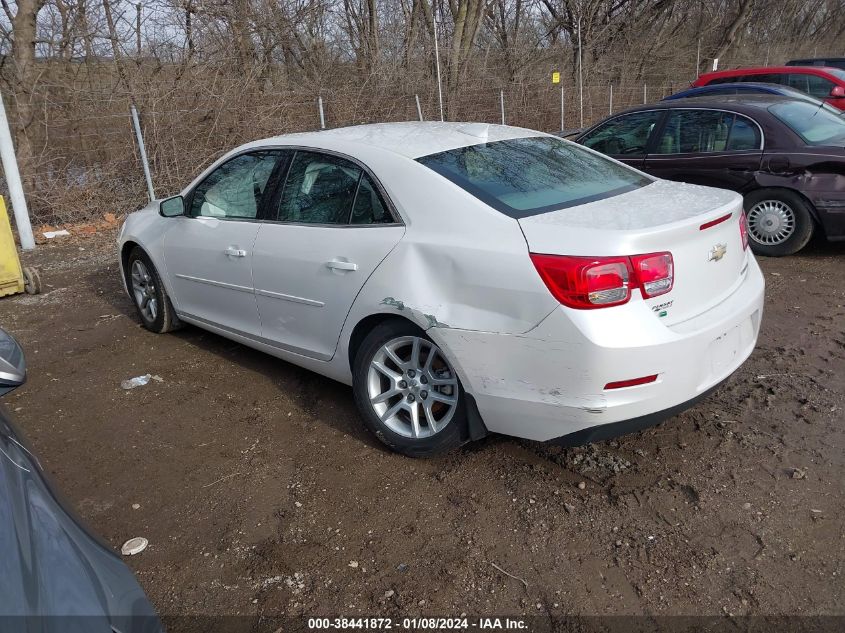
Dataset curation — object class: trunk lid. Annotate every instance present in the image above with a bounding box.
[518,180,749,325]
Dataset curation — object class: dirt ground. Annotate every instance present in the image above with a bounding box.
[2,230,844,629]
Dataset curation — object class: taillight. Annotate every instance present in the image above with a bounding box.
[530,252,674,309]
[739,213,749,250]
[631,252,673,298]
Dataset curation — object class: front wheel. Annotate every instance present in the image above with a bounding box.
[744,189,814,257]
[125,247,181,333]
[352,320,466,457]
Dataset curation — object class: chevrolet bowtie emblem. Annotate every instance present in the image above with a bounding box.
[709,243,728,262]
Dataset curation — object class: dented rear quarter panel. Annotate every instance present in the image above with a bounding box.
[334,152,559,384]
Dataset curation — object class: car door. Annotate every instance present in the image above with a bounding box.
[252,150,405,360]
[577,110,665,168]
[163,150,283,337]
[643,109,763,191]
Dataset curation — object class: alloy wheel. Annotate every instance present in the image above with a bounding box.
[746,200,796,245]
[366,336,459,439]
[130,259,158,322]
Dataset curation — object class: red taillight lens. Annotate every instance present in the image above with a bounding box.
[631,252,674,298]
[529,254,632,309]
[739,213,749,250]
[530,251,674,309]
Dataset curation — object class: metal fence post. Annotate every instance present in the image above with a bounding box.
[560,86,565,131]
[433,19,445,122]
[609,84,613,115]
[0,89,35,250]
[643,84,647,104]
[130,104,155,202]
[415,94,424,122]
[317,96,326,129]
[499,90,505,125]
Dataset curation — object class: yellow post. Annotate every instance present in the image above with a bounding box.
[0,195,39,296]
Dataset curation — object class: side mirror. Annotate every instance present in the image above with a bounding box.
[830,85,845,98]
[0,327,26,397]
[159,195,185,217]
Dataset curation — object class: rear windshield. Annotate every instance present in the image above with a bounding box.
[769,101,845,145]
[416,136,652,218]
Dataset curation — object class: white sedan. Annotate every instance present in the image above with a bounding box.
[118,122,764,456]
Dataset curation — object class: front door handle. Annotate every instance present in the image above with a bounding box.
[326,259,358,271]
[225,247,247,258]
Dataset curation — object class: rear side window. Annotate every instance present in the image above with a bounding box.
[274,151,394,225]
[417,136,652,218]
[351,174,392,225]
[654,110,760,154]
[786,73,835,99]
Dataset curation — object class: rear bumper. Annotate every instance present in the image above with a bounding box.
[547,377,726,446]
[434,255,765,442]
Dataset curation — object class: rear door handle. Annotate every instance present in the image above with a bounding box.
[225,247,247,258]
[326,259,358,271]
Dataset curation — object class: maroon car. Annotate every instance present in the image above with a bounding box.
[573,95,845,256]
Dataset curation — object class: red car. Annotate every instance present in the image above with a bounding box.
[693,66,845,110]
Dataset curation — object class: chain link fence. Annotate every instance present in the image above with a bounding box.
[5,64,693,227]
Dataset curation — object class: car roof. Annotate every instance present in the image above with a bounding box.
[679,82,785,92]
[241,122,544,160]
[699,65,842,78]
[618,93,795,115]
[788,57,845,63]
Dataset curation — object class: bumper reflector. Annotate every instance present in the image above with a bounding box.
[604,374,659,390]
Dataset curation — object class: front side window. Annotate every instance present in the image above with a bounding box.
[654,110,759,154]
[417,136,652,218]
[705,76,740,86]
[741,73,783,85]
[769,100,845,145]
[786,73,835,99]
[580,111,663,155]
[190,152,279,219]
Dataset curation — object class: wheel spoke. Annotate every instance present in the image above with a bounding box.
[371,387,401,405]
[423,402,438,433]
[384,346,407,370]
[430,391,457,405]
[372,361,401,381]
[410,337,421,370]
[423,348,435,373]
[409,402,421,437]
[380,400,405,423]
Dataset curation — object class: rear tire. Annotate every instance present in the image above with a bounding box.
[743,189,814,257]
[125,247,181,333]
[352,319,466,457]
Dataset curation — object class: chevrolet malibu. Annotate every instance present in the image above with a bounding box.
[118,122,764,457]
